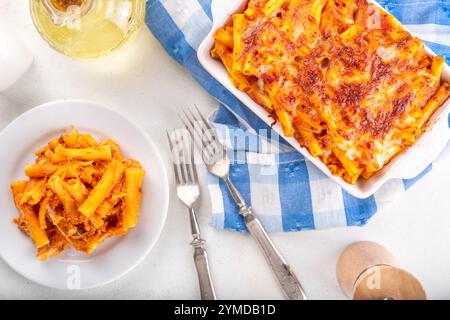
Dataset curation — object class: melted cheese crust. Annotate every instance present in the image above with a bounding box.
[212,0,450,184]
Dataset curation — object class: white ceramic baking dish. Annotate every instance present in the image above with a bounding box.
[198,0,450,198]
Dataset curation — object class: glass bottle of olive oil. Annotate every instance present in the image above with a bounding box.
[30,0,146,59]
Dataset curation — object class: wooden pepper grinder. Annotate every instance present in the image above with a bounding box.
[336,241,427,300]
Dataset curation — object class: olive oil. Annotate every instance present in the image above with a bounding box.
[30,0,146,59]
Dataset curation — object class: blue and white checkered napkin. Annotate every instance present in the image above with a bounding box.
[146,0,450,232]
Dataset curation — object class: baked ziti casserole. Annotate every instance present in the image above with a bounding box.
[211,0,450,184]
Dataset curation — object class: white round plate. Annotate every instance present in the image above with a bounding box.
[0,100,169,289]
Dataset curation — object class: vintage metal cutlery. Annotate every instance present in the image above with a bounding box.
[167,129,217,300]
[180,107,307,300]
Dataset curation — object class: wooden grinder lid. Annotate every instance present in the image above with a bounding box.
[336,241,396,298]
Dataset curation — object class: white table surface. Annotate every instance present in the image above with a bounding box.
[1,0,450,300]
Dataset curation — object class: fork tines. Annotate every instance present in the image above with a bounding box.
[179,106,225,164]
[166,129,198,186]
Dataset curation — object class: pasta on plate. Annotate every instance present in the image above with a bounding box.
[11,129,145,260]
[211,0,450,184]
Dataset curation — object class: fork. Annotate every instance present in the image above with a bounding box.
[180,107,307,300]
[167,129,217,300]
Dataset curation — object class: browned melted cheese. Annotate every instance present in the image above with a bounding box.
[212,0,450,183]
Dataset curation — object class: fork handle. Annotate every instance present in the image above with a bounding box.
[224,176,307,300]
[192,240,217,300]
[189,207,217,300]
[245,213,307,300]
